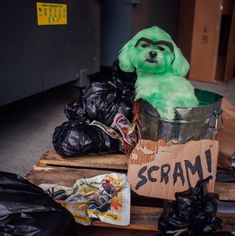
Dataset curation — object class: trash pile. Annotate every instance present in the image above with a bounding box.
[50,58,235,235]
[53,61,137,157]
[40,173,130,226]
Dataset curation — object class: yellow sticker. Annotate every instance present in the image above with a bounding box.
[36,2,67,25]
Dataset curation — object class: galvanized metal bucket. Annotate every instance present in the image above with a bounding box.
[138,89,223,143]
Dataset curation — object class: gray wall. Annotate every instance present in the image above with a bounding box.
[100,0,180,66]
[101,0,133,67]
[0,0,100,106]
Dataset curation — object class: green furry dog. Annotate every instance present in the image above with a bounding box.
[118,26,198,121]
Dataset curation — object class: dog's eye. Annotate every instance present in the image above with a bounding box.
[141,43,149,48]
[158,46,165,51]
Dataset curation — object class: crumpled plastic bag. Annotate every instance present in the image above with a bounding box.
[53,102,122,157]
[82,81,133,126]
[40,173,130,226]
[52,60,139,157]
[158,177,222,235]
[0,171,77,236]
[64,101,86,122]
[65,60,136,127]
[52,120,121,157]
[111,60,136,101]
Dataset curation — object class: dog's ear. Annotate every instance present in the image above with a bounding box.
[172,46,189,77]
[118,41,135,72]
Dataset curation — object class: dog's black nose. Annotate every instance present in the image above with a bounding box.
[149,51,157,58]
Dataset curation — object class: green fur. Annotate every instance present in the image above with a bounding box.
[118,26,199,120]
[119,26,189,76]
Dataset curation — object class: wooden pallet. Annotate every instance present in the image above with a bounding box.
[25,149,235,235]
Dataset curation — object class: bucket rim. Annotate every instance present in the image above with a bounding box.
[157,118,210,123]
[174,88,223,109]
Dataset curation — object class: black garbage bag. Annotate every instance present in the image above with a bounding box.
[64,101,86,122]
[111,60,137,101]
[52,120,120,157]
[82,81,133,126]
[158,177,223,236]
[0,171,77,236]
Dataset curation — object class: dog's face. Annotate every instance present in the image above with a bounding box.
[130,37,175,74]
[118,26,189,77]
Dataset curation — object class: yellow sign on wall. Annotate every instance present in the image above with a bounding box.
[36,2,67,25]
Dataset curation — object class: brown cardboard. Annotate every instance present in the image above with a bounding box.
[127,139,219,200]
[178,0,235,82]
[217,98,235,169]
[190,0,222,82]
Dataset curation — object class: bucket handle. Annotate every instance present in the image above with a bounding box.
[210,109,224,132]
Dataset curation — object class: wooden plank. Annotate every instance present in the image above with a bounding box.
[25,165,235,201]
[215,182,235,201]
[51,202,235,232]
[40,150,128,170]
[76,225,159,236]
[25,166,235,232]
[57,202,235,232]
[217,213,235,232]
[91,206,160,231]
[25,165,114,187]
[91,209,235,232]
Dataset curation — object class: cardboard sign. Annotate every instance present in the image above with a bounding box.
[36,2,67,25]
[127,139,219,200]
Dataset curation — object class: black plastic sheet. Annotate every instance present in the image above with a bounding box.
[0,171,77,236]
[158,177,223,235]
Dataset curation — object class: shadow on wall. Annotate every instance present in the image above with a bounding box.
[100,0,180,67]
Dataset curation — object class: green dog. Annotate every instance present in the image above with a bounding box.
[118,26,198,121]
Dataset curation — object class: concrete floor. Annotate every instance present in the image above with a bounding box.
[0,84,81,176]
[0,79,234,177]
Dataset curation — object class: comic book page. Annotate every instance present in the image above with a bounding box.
[39,173,130,226]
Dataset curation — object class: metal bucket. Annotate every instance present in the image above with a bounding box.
[139,89,223,143]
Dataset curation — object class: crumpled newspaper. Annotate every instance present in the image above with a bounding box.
[39,173,130,226]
